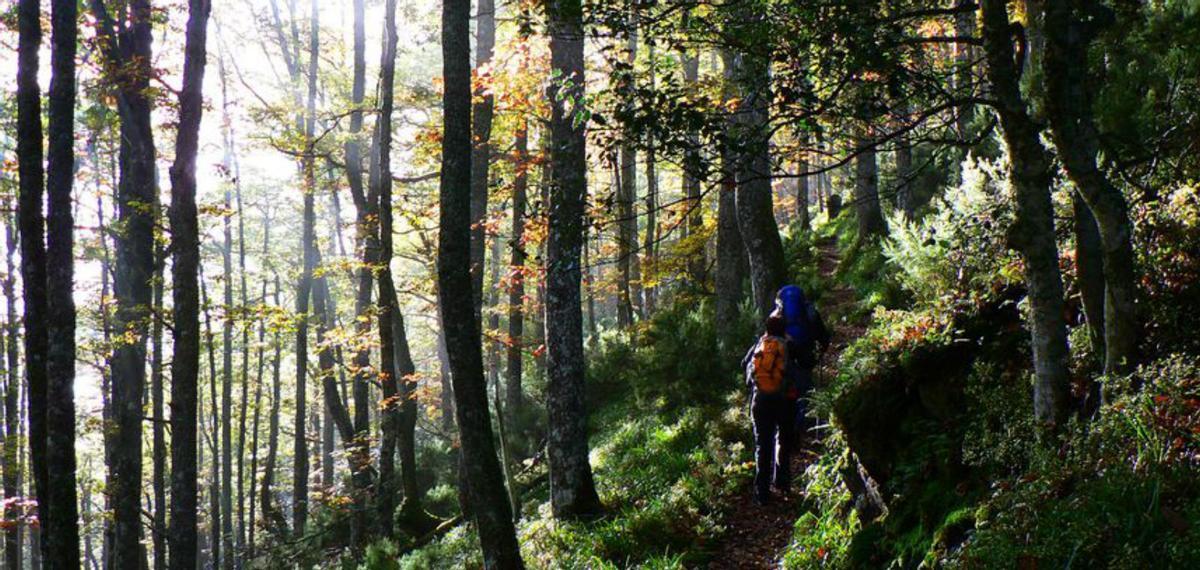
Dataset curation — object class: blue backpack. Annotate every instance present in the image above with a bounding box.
[777,285,812,348]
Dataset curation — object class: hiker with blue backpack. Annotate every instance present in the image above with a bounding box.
[743,285,830,505]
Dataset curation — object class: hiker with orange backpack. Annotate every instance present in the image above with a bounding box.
[743,287,830,505]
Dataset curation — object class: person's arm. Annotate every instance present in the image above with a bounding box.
[742,341,758,389]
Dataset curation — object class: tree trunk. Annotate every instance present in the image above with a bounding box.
[471,0,497,325]
[259,275,288,535]
[681,11,706,285]
[246,205,273,558]
[1042,0,1139,376]
[643,40,659,315]
[15,2,50,566]
[373,0,401,535]
[151,231,166,570]
[1073,193,1106,365]
[342,0,375,546]
[202,265,223,565]
[43,0,83,563]
[440,0,524,565]
[545,0,604,521]
[954,0,977,141]
[854,133,888,237]
[487,233,503,392]
[796,154,811,231]
[91,0,159,563]
[220,98,236,570]
[981,0,1071,426]
[505,121,529,420]
[167,3,210,566]
[726,46,786,318]
[894,112,916,221]
[2,212,21,570]
[616,12,641,327]
[716,50,750,344]
[291,0,321,537]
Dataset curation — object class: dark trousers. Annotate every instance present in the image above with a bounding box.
[752,393,797,498]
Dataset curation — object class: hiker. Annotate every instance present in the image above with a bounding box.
[743,287,830,505]
[773,285,831,437]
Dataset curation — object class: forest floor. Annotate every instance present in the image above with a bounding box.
[707,237,866,569]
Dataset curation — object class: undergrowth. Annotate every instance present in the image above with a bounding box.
[783,162,1200,569]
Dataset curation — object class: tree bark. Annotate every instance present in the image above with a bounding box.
[470,0,499,326]
[167,3,211,567]
[616,11,641,327]
[854,131,888,237]
[151,224,166,570]
[727,45,786,318]
[246,205,271,559]
[545,0,604,521]
[15,3,50,566]
[220,87,236,570]
[202,263,223,565]
[44,0,83,563]
[796,150,811,231]
[642,40,659,315]
[1042,0,1139,376]
[342,0,376,546]
[471,0,497,323]
[505,121,529,421]
[2,212,21,570]
[291,0,321,537]
[716,50,750,343]
[91,0,159,563]
[440,0,524,565]
[681,10,706,285]
[981,0,1071,426]
[373,0,400,535]
[259,275,288,535]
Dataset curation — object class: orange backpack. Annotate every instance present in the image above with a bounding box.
[752,335,787,395]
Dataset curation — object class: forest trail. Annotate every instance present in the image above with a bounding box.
[707,237,865,569]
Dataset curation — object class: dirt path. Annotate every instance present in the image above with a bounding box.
[707,238,864,569]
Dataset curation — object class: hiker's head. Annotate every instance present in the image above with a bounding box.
[765,315,786,337]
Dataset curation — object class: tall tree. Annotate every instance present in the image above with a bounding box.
[505,121,529,419]
[642,39,659,315]
[90,0,159,563]
[715,50,750,343]
[615,6,641,327]
[15,3,50,566]
[373,0,399,534]
[220,69,236,570]
[259,275,288,535]
[1042,0,1140,376]
[341,0,377,546]
[45,0,83,563]
[981,0,1071,425]
[440,0,524,564]
[726,28,787,317]
[544,0,603,520]
[2,211,21,570]
[680,19,706,284]
[471,0,497,321]
[167,1,212,567]
[292,0,321,535]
